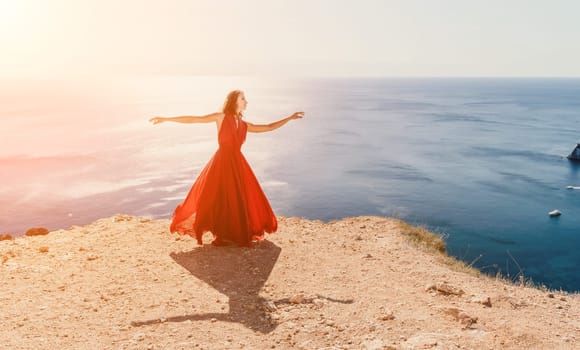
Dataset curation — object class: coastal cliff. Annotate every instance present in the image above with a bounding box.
[1,215,578,349]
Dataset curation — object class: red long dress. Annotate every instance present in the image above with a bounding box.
[170,114,277,246]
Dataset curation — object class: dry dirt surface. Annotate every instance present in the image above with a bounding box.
[1,215,579,350]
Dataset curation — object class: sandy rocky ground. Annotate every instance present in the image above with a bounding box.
[1,215,579,350]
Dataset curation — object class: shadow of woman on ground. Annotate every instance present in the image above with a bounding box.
[131,240,282,333]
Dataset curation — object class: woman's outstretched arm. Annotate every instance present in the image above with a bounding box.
[149,112,223,125]
[246,112,304,133]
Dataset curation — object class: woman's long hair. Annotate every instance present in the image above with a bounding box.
[222,90,242,116]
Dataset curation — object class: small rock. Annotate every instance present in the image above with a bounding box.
[443,308,477,328]
[263,300,277,312]
[289,294,305,304]
[380,311,395,321]
[113,215,133,222]
[426,282,465,296]
[0,233,13,241]
[39,246,49,253]
[26,228,49,236]
[470,295,492,307]
[2,251,16,264]
[458,312,477,327]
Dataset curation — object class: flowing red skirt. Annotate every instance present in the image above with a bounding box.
[170,142,277,247]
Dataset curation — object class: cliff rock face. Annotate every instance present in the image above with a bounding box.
[1,215,578,349]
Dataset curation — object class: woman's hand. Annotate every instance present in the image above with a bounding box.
[149,116,166,125]
[289,112,304,120]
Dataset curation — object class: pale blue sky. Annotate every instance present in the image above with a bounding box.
[1,0,579,77]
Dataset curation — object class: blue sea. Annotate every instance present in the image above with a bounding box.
[1,76,579,292]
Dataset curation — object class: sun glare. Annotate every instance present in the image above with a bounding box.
[0,2,24,28]
[0,1,63,77]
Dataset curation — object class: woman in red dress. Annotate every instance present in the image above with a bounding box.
[149,90,303,247]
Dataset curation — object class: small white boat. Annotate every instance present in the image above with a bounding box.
[566,186,580,190]
[549,209,562,217]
